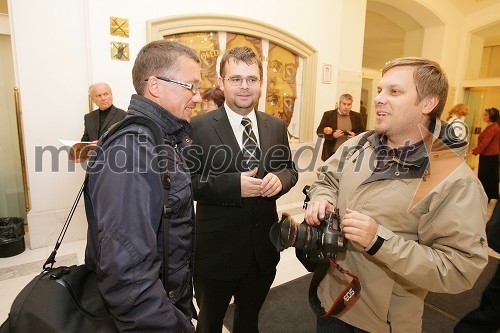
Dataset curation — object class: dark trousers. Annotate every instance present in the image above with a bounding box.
[194,256,276,333]
[317,316,368,333]
[478,154,499,202]
[454,262,500,333]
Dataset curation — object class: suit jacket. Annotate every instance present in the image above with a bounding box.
[186,106,298,281]
[81,105,127,141]
[316,109,365,161]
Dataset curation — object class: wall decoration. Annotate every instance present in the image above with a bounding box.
[110,42,129,61]
[110,17,129,37]
[266,43,299,137]
[164,31,303,141]
[166,32,220,91]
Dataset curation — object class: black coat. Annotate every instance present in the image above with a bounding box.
[81,105,127,141]
[186,107,298,281]
[316,109,365,161]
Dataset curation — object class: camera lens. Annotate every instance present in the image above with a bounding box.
[275,214,322,252]
[269,210,347,262]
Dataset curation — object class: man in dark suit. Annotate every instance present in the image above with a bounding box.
[81,82,126,142]
[316,93,365,161]
[186,47,298,333]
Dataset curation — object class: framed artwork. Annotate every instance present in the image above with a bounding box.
[110,42,129,61]
[110,17,129,38]
[164,31,303,141]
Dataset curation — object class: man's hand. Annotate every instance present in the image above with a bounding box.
[333,129,345,139]
[260,172,282,197]
[341,208,378,248]
[304,200,334,226]
[241,168,262,197]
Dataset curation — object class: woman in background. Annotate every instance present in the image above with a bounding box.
[446,103,469,143]
[201,87,225,113]
[447,103,469,122]
[468,107,500,202]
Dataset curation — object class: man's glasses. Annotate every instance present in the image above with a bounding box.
[146,76,200,94]
[222,76,261,87]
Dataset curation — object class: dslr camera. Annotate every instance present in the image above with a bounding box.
[269,207,347,262]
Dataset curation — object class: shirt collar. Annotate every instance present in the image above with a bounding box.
[224,102,257,127]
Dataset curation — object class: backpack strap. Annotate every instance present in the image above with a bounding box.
[45,116,171,293]
[102,115,164,156]
[347,130,374,160]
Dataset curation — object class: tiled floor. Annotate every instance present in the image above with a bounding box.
[1,200,498,331]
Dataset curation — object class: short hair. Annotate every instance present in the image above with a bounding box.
[132,40,200,95]
[382,57,449,119]
[202,87,225,107]
[446,103,469,121]
[485,107,499,122]
[219,46,263,79]
[339,94,353,102]
[88,82,111,96]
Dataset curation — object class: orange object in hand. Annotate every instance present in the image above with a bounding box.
[323,127,333,135]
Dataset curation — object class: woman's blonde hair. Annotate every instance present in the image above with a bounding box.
[446,103,469,121]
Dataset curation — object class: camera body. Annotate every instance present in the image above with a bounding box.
[269,208,347,262]
[313,208,347,259]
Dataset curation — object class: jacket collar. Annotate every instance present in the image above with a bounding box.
[127,94,192,147]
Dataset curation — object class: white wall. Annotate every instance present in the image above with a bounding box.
[10,0,495,248]
[9,0,89,248]
[9,0,358,248]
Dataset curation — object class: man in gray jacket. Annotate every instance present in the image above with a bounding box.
[304,57,488,333]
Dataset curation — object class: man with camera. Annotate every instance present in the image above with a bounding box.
[304,57,488,333]
[316,93,366,161]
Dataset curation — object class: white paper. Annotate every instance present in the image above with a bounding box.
[58,139,92,147]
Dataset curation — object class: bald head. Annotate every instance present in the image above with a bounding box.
[89,82,113,110]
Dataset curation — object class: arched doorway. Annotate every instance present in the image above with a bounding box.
[147,14,317,142]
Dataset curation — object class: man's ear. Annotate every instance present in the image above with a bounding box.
[217,76,224,92]
[422,96,438,115]
[145,76,161,98]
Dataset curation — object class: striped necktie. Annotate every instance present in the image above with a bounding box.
[241,117,261,170]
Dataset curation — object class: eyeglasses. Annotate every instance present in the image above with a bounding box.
[222,76,261,87]
[146,76,200,94]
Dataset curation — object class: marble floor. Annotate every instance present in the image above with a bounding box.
[0,202,309,332]
[1,200,498,332]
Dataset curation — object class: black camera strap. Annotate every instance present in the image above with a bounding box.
[308,258,361,318]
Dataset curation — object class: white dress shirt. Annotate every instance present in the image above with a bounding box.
[224,102,260,149]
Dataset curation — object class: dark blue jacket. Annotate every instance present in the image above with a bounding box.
[84,94,195,332]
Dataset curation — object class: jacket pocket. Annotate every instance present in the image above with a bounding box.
[196,218,225,233]
[167,259,191,303]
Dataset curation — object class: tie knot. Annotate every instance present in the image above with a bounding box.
[241,117,252,128]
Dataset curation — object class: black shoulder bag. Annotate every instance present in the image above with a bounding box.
[0,116,171,333]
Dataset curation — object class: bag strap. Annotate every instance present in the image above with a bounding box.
[303,131,371,317]
[308,258,361,318]
[43,116,170,291]
[43,180,86,271]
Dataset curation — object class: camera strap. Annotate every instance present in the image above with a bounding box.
[308,258,361,318]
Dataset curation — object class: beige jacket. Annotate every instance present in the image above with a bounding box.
[308,120,488,333]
